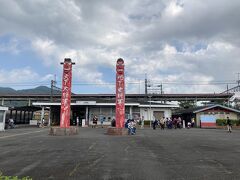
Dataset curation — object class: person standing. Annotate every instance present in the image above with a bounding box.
[100,117,104,128]
[191,117,195,128]
[76,117,79,127]
[152,119,158,130]
[42,117,45,127]
[111,118,116,127]
[92,115,98,128]
[226,117,232,133]
[173,118,177,129]
[132,119,136,134]
[160,117,165,130]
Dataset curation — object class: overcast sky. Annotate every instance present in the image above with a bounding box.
[0,0,240,94]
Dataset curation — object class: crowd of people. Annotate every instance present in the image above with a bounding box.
[125,119,137,135]
[152,117,196,130]
[90,114,234,134]
[4,118,15,129]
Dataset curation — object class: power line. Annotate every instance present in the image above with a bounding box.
[0,79,237,86]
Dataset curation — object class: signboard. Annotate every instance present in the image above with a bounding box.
[82,119,86,127]
[115,58,125,128]
[76,101,96,105]
[200,115,216,128]
[60,59,73,128]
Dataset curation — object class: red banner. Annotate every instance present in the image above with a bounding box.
[60,59,72,128]
[116,58,125,128]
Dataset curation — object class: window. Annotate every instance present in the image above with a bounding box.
[0,111,4,123]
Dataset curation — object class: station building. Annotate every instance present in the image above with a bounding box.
[32,100,178,126]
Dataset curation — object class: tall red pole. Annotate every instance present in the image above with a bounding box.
[116,58,125,128]
[60,58,73,128]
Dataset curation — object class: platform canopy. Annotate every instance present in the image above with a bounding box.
[9,106,42,112]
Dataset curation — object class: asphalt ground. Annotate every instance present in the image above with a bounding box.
[0,127,240,180]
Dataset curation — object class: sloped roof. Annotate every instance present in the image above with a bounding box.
[193,104,240,113]
[173,105,212,115]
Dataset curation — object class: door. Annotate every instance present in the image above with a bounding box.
[153,111,164,120]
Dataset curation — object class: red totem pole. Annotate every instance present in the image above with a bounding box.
[116,58,125,128]
[60,58,74,128]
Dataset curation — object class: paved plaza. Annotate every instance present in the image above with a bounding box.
[0,127,240,180]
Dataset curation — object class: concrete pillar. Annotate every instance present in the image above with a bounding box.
[130,106,133,119]
[1,98,4,106]
[32,111,34,120]
[28,99,31,106]
[28,111,30,121]
[15,110,18,121]
[110,106,114,120]
[48,107,51,126]
[41,107,44,123]
[20,111,22,122]
[23,111,26,123]
[3,110,7,130]
[10,110,13,119]
[86,106,89,125]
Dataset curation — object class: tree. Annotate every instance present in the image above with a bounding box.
[178,101,196,109]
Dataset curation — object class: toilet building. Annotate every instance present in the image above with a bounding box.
[174,104,240,128]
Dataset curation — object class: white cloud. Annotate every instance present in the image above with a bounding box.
[31,38,59,66]
[164,1,184,17]
[0,38,21,54]
[1,0,240,93]
[0,67,54,89]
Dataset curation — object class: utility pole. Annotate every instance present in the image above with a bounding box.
[50,75,57,102]
[49,75,57,127]
[139,79,141,94]
[237,73,240,86]
[160,83,163,94]
[235,73,240,92]
[50,80,54,102]
[148,95,152,128]
[145,73,148,95]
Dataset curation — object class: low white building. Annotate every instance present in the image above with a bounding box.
[32,101,178,126]
[0,106,9,131]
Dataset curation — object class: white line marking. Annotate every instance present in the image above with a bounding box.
[16,160,42,176]
[88,142,96,151]
[0,129,47,139]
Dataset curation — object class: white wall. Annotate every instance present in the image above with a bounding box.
[140,107,172,120]
[0,107,8,131]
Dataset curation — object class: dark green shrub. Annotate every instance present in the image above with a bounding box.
[216,119,240,126]
[236,120,240,126]
[216,119,225,126]
[143,120,151,125]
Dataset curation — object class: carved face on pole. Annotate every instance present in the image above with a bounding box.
[60,59,73,128]
[115,58,125,128]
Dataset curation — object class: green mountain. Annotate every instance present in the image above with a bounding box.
[0,86,62,95]
[0,87,17,94]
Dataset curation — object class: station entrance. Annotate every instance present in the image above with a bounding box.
[72,106,86,126]
[50,106,86,126]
